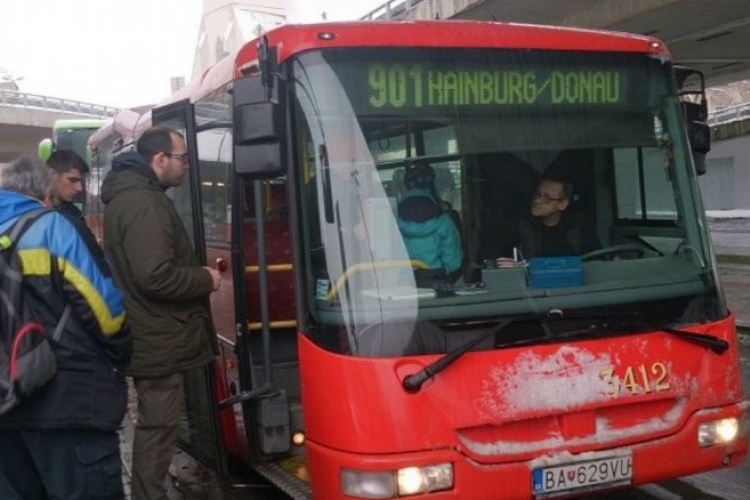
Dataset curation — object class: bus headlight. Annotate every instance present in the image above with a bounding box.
[397,463,453,496]
[698,418,739,447]
[341,463,453,498]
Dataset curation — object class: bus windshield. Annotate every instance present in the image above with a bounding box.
[55,127,98,161]
[290,47,722,358]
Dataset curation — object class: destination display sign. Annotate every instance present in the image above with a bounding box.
[315,49,657,115]
[367,65,625,109]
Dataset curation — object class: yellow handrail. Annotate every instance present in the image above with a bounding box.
[245,263,293,273]
[326,259,428,301]
[247,320,297,331]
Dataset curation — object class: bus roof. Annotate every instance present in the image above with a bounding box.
[247,20,667,62]
[88,109,141,150]
[157,20,669,111]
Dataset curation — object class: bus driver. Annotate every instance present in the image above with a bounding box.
[516,176,600,258]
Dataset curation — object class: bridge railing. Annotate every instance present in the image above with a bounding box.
[0,89,118,118]
[708,103,750,126]
[360,0,425,20]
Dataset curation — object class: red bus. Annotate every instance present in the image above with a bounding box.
[89,20,748,500]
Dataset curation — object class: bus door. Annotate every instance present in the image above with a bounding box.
[150,100,228,478]
[189,95,264,463]
[236,176,300,463]
[228,74,301,471]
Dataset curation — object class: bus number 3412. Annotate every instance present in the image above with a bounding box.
[600,362,671,398]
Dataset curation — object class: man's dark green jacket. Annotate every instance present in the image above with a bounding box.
[101,152,215,378]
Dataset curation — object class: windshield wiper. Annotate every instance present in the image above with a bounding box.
[402,309,627,393]
[402,319,515,392]
[659,327,729,354]
[401,311,730,394]
[402,313,561,392]
[552,318,729,354]
[546,308,729,354]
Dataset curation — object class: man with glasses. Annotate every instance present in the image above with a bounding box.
[517,175,600,258]
[100,126,220,500]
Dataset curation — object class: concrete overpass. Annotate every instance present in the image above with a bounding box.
[362,0,750,87]
[0,89,117,164]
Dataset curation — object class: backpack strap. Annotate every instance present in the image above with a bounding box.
[3,207,72,341]
[51,304,73,343]
[6,208,52,246]
[0,208,51,281]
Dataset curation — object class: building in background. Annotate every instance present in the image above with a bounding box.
[192,0,286,78]
[0,63,20,91]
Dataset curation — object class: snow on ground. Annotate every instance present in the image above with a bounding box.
[706,209,750,219]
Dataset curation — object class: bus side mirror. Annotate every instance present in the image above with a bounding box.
[682,101,710,176]
[675,66,710,177]
[232,75,286,178]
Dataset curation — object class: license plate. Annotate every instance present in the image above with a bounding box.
[532,454,632,498]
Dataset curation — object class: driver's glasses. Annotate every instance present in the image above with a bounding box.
[533,191,564,202]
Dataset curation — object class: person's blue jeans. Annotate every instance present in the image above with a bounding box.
[0,428,123,499]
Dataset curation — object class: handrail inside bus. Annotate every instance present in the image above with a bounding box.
[326,259,428,301]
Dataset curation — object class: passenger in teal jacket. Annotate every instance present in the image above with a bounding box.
[397,164,463,281]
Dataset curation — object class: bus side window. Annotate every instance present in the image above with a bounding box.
[200,160,232,245]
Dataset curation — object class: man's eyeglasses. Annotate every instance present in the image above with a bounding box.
[165,152,189,163]
[533,191,564,202]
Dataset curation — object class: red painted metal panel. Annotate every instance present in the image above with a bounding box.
[298,313,748,499]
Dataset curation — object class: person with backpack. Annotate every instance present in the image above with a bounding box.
[0,155,131,500]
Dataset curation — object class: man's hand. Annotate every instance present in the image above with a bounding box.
[204,266,221,291]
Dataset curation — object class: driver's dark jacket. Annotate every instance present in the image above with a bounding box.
[518,210,600,258]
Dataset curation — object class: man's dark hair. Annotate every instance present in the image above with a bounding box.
[136,126,184,163]
[540,175,574,201]
[47,149,89,174]
[404,163,436,192]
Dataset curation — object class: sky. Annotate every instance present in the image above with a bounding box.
[0,0,385,109]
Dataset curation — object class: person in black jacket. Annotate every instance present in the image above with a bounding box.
[0,155,131,500]
[517,176,600,258]
[46,149,89,219]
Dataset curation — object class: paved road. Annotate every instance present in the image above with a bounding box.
[708,216,750,258]
[711,215,750,326]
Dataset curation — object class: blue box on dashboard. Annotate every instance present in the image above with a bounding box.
[528,256,583,289]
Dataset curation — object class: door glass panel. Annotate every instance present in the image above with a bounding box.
[152,106,227,476]
[155,116,197,243]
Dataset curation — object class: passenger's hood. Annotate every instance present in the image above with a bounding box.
[0,190,46,229]
[100,152,163,204]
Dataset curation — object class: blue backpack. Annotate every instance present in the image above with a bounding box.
[0,208,71,416]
